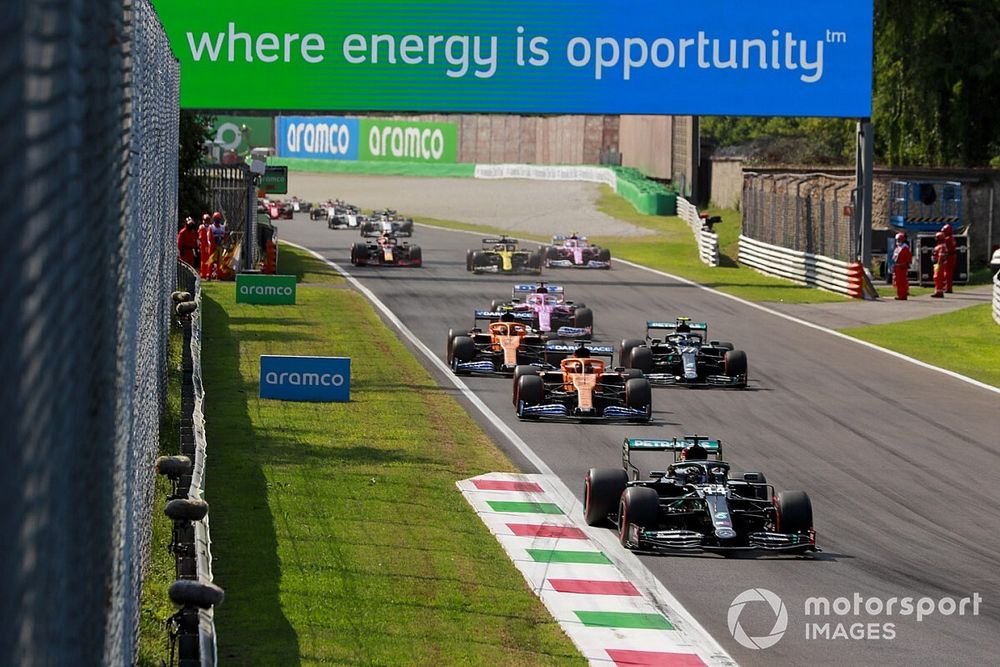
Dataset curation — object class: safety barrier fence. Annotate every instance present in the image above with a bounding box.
[739,235,859,296]
[993,271,1000,325]
[167,265,221,667]
[676,197,720,267]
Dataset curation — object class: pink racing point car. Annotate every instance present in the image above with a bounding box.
[490,283,593,338]
[544,234,611,269]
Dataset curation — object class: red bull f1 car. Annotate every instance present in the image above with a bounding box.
[350,234,422,267]
[513,345,652,422]
[620,318,747,388]
[490,284,593,337]
[467,237,543,275]
[544,234,611,269]
[584,437,816,554]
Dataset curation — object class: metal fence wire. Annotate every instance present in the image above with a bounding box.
[0,1,179,665]
[742,172,858,262]
[195,164,257,271]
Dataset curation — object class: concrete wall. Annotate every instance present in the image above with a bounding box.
[619,115,673,179]
[710,158,744,209]
[372,113,619,165]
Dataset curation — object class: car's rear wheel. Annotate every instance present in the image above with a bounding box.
[350,243,367,266]
[408,246,422,266]
[620,339,644,368]
[573,307,593,330]
[625,378,652,422]
[515,374,544,415]
[597,248,611,266]
[618,486,659,547]
[585,468,628,526]
[529,250,544,274]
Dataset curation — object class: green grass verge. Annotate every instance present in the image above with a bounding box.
[840,304,1000,388]
[200,244,583,666]
[137,326,183,667]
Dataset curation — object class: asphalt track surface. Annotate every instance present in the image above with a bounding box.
[280,215,999,666]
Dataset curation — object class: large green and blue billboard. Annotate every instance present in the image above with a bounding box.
[152,0,874,117]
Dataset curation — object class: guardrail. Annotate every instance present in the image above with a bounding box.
[739,235,858,296]
[473,163,617,188]
[676,197,720,267]
[993,271,1000,325]
[167,265,221,667]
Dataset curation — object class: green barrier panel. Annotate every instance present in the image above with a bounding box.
[612,167,677,216]
[270,158,476,178]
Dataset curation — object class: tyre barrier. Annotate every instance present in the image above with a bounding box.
[162,264,221,667]
[676,197,720,267]
[739,235,858,297]
[992,270,1000,326]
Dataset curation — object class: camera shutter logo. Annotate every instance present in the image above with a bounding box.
[728,588,788,650]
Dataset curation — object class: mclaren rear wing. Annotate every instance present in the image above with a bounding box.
[622,436,724,478]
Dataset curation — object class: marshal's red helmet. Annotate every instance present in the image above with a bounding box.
[941,223,953,236]
[212,211,223,222]
[935,231,946,242]
[895,232,907,242]
[201,213,211,223]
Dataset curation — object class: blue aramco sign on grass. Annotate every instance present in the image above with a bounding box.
[259,356,351,402]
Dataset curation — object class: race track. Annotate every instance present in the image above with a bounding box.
[278,205,999,666]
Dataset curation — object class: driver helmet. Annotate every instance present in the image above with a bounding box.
[675,321,691,334]
[536,285,549,294]
[573,345,591,359]
[681,444,708,460]
[895,232,907,243]
[499,312,515,323]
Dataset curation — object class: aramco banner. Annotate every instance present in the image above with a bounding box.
[359,120,457,163]
[151,0,874,117]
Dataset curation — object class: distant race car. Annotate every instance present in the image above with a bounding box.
[360,209,414,237]
[467,236,543,275]
[350,233,422,267]
[490,283,593,336]
[309,200,334,220]
[584,436,816,554]
[620,317,747,388]
[266,199,293,220]
[327,202,362,230]
[544,234,611,269]
[512,344,651,422]
[288,196,311,213]
[447,312,553,376]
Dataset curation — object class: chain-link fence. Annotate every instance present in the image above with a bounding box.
[742,172,858,262]
[0,1,179,664]
[196,165,257,271]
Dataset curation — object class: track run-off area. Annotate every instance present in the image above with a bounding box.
[278,179,998,666]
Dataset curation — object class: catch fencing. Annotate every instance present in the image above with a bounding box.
[0,1,179,665]
[741,171,858,291]
[676,196,720,267]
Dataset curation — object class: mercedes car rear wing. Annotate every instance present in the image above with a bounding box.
[622,436,724,478]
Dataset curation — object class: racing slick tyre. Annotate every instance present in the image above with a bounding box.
[625,378,652,422]
[512,364,539,387]
[628,346,654,374]
[350,243,368,266]
[408,246,422,266]
[472,251,491,273]
[449,336,476,372]
[621,368,643,380]
[584,468,628,527]
[620,339,645,368]
[466,249,474,271]
[724,350,748,388]
[572,307,593,330]
[597,248,611,267]
[618,487,659,547]
[529,250,544,274]
[310,209,322,220]
[514,374,545,416]
[777,490,813,536]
